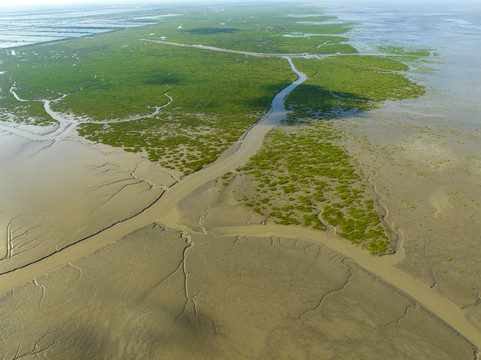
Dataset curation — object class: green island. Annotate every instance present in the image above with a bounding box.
[0,4,431,253]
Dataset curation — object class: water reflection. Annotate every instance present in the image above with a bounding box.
[0,5,157,49]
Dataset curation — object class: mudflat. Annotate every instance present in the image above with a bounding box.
[0,225,474,359]
[0,134,172,273]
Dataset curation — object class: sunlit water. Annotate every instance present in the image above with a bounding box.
[316,2,481,129]
[0,5,158,49]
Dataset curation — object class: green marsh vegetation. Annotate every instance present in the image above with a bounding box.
[0,91,53,125]
[233,53,427,255]
[376,45,438,74]
[103,6,358,54]
[286,55,425,118]
[0,4,431,254]
[235,123,392,255]
[0,37,295,174]
[0,4,359,174]
[377,45,434,57]
[71,43,296,174]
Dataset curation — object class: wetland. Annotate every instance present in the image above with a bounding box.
[0,2,480,359]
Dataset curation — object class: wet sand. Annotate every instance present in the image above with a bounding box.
[338,100,481,305]
[0,134,173,274]
[336,36,481,306]
[0,225,475,359]
[175,174,481,348]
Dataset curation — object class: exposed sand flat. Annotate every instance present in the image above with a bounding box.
[328,5,481,312]
[0,120,73,141]
[428,186,452,218]
[0,225,474,359]
[338,96,481,309]
[176,171,481,346]
[176,176,266,232]
[0,134,173,274]
[210,224,481,350]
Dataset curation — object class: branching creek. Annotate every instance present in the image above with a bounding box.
[0,87,173,141]
[0,44,480,354]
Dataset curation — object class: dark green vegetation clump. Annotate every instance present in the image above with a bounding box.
[237,124,392,255]
[287,55,425,118]
[377,45,434,57]
[104,6,358,54]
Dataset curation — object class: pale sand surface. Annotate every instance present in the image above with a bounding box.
[176,177,266,232]
[175,173,481,348]
[0,225,475,359]
[328,8,481,311]
[337,97,481,309]
[0,134,173,273]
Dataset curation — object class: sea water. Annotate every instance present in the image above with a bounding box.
[0,5,157,49]
[319,1,481,128]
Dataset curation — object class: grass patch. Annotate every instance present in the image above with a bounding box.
[0,4,425,184]
[286,55,425,118]
[237,123,392,254]
[102,6,357,54]
[377,45,435,57]
[0,37,294,174]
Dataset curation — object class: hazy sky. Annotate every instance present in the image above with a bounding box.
[0,0,478,8]
[0,0,230,6]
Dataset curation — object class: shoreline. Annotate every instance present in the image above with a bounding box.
[2,27,144,51]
